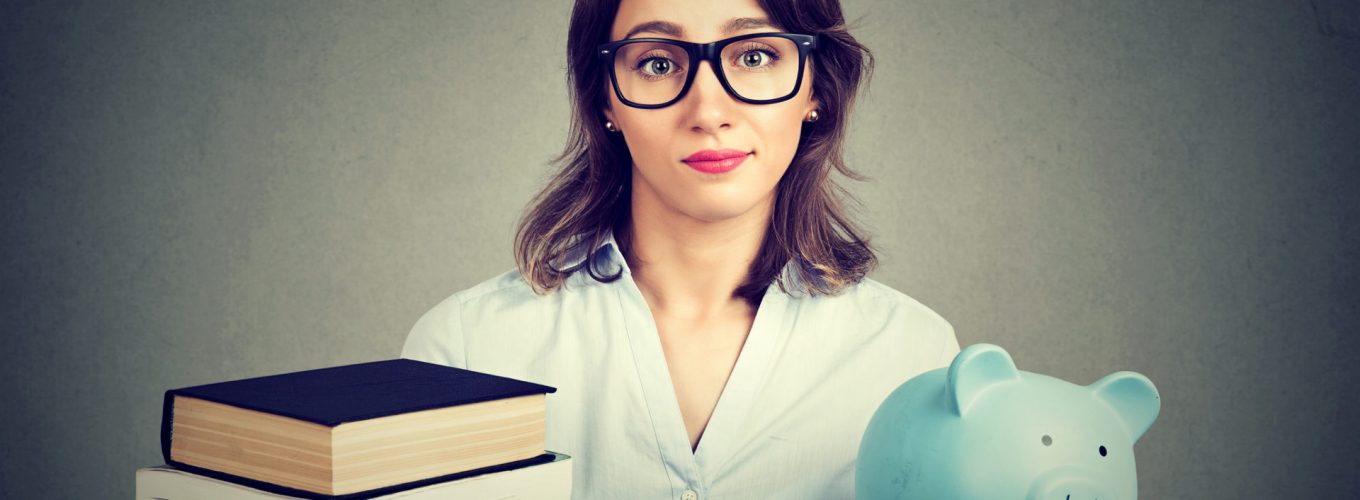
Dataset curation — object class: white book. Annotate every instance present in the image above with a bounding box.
[136,453,572,500]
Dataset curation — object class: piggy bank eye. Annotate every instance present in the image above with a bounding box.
[1041,435,1052,446]
[1099,445,1108,457]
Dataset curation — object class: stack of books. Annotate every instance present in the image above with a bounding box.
[137,359,572,499]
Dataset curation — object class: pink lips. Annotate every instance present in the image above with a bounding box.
[682,148,750,174]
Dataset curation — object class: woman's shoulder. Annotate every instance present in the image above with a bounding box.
[831,277,960,366]
[416,268,567,324]
[804,277,956,345]
[401,268,566,366]
[848,278,950,322]
[808,277,948,324]
[451,268,539,303]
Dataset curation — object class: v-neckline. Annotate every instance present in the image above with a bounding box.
[618,275,788,486]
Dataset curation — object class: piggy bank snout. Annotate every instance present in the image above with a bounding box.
[1026,467,1118,500]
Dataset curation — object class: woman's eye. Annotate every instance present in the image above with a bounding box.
[738,50,774,69]
[639,57,677,77]
[745,50,767,68]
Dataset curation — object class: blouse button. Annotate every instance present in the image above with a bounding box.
[681,490,698,500]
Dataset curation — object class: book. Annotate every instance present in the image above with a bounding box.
[160,359,557,498]
[136,452,572,499]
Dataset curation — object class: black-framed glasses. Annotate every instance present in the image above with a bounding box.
[597,32,818,109]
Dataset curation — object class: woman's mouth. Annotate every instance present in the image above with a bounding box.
[682,149,751,174]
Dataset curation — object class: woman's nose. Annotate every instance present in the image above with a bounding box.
[683,59,734,133]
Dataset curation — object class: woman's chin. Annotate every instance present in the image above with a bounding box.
[675,199,769,224]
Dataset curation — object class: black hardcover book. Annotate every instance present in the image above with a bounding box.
[160,359,558,499]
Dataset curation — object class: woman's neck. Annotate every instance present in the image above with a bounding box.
[621,188,772,322]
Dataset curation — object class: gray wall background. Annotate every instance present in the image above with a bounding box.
[3,0,1357,498]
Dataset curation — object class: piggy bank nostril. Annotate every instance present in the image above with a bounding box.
[1099,445,1107,457]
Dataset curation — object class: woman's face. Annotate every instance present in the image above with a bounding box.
[604,0,817,224]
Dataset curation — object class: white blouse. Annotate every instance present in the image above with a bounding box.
[401,233,959,499]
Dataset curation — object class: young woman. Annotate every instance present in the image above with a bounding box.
[402,0,959,497]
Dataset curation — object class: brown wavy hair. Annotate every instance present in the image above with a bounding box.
[514,0,876,306]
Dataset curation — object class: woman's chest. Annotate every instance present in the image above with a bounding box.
[654,316,753,448]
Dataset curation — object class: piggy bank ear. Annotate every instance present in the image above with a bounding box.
[946,343,1021,416]
[1088,371,1161,443]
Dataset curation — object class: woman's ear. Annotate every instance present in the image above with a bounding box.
[803,97,820,125]
[805,59,819,115]
[602,103,621,132]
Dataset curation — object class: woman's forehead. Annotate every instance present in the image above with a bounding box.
[611,0,773,42]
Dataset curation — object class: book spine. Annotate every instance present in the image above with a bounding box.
[160,390,176,464]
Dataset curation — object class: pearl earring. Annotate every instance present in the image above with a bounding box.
[805,110,820,123]
[605,120,619,132]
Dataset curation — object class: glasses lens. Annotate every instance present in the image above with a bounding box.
[613,41,691,106]
[720,36,801,101]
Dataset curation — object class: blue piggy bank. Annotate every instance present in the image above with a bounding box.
[856,344,1160,499]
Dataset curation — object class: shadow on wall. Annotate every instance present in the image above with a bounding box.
[1311,0,1360,40]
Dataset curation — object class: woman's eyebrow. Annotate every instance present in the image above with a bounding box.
[623,20,683,39]
[721,17,773,34]
[622,17,774,40]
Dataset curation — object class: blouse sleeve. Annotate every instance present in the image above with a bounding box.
[400,295,468,369]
